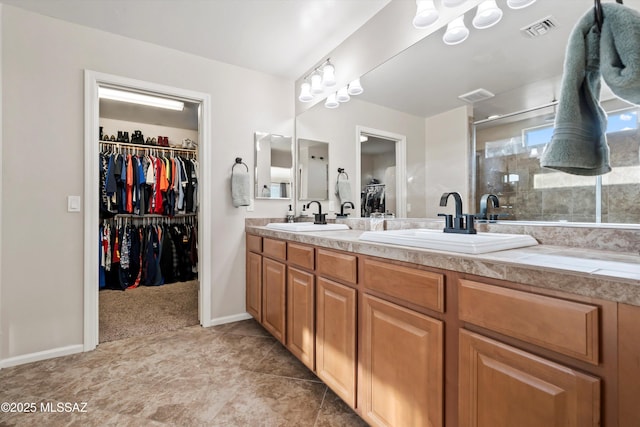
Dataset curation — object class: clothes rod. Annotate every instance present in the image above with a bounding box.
[100,140,197,153]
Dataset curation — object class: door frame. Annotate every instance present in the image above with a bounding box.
[355,126,407,218]
[83,70,213,351]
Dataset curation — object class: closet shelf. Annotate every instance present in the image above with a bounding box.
[111,213,197,218]
[99,140,197,153]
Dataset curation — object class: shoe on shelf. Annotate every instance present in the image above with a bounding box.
[151,137,157,145]
[110,135,116,142]
[131,130,144,144]
[145,137,152,145]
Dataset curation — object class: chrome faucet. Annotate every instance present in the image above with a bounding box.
[337,201,354,218]
[306,201,327,224]
[438,191,476,234]
[477,194,500,221]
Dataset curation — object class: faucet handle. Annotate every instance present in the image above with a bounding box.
[464,214,477,234]
[437,213,453,229]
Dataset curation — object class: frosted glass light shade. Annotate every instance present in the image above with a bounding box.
[322,62,336,87]
[443,16,469,45]
[298,82,313,102]
[507,0,536,9]
[347,78,364,95]
[413,0,439,29]
[473,0,503,29]
[311,73,323,94]
[336,86,351,103]
[325,93,339,109]
[442,0,467,7]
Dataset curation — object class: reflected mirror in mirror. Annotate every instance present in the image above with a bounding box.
[474,98,640,223]
[297,138,329,200]
[254,132,293,199]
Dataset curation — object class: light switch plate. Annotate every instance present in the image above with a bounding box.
[329,201,335,211]
[68,195,81,212]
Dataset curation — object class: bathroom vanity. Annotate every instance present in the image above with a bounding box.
[245,220,640,427]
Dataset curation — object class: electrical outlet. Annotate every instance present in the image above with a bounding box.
[246,201,254,212]
[329,201,335,211]
[407,203,412,212]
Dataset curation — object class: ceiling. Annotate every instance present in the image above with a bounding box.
[357,0,640,120]
[0,0,389,80]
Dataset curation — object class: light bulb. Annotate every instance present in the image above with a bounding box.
[325,93,339,109]
[413,0,439,29]
[443,16,469,45]
[347,78,363,95]
[507,0,536,9]
[336,87,351,103]
[298,82,313,102]
[322,62,336,87]
[311,73,323,94]
[472,0,503,29]
[442,0,467,7]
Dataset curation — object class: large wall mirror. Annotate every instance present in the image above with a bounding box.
[297,138,329,200]
[294,0,640,224]
[254,132,293,199]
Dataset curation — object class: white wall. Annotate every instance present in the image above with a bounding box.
[424,105,473,217]
[296,97,426,217]
[0,5,293,362]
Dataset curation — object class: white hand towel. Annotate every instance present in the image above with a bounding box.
[335,179,352,204]
[231,170,250,207]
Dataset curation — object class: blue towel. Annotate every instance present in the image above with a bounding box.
[540,3,640,176]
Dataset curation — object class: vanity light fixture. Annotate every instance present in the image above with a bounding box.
[347,78,364,95]
[442,0,468,7]
[325,93,340,109]
[336,86,351,103]
[310,73,324,95]
[413,0,439,29]
[507,0,537,9]
[298,82,314,102]
[472,0,503,29]
[321,61,336,87]
[443,16,469,45]
[98,87,184,111]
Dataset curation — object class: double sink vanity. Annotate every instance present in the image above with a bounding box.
[245,217,640,427]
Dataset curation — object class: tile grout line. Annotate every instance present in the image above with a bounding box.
[312,386,329,427]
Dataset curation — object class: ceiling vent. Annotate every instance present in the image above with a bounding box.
[458,88,495,104]
[521,16,557,38]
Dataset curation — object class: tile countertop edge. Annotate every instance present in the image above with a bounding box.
[245,225,640,307]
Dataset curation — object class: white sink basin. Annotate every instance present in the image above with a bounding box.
[359,228,538,254]
[266,222,349,232]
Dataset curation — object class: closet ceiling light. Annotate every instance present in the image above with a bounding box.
[98,87,184,111]
[472,0,503,29]
[443,16,469,45]
[298,82,314,102]
[325,93,340,109]
[413,0,439,29]
[442,0,468,7]
[322,62,336,87]
[347,78,364,95]
[507,0,537,9]
[337,86,351,103]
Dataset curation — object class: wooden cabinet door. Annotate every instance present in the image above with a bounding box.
[316,277,357,407]
[459,329,600,427]
[262,257,286,343]
[246,251,262,321]
[360,294,443,427]
[286,266,315,370]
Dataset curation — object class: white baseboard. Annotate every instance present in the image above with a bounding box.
[0,344,84,369]
[205,312,252,327]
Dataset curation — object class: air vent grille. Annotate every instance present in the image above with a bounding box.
[521,16,557,38]
[458,88,495,104]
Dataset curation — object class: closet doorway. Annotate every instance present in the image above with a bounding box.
[84,71,212,351]
[355,126,406,218]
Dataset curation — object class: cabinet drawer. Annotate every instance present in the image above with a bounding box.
[317,249,357,285]
[459,279,599,364]
[263,238,286,261]
[288,243,315,270]
[246,234,262,253]
[362,257,444,313]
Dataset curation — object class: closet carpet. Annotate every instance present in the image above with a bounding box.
[99,280,199,343]
[0,319,367,427]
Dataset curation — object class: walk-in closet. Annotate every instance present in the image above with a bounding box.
[98,87,201,343]
[360,136,396,217]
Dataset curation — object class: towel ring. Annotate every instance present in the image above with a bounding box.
[233,157,248,173]
[595,0,624,31]
[337,167,349,180]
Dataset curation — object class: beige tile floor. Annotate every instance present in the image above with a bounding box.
[0,320,368,426]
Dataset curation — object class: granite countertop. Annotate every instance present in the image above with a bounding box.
[246,225,640,307]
